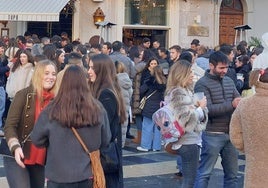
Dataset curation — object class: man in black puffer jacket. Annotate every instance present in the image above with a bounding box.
[194,51,241,188]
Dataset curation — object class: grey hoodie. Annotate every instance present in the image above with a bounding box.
[117,72,133,110]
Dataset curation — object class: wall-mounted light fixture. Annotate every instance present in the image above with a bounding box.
[0,21,8,27]
[93,7,105,27]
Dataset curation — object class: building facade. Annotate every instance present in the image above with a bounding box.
[0,0,267,49]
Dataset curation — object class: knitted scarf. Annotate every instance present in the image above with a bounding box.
[24,90,54,165]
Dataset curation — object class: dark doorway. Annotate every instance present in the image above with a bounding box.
[27,13,72,39]
[123,28,168,49]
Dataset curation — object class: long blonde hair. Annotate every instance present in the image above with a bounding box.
[166,60,192,94]
[31,60,57,100]
[115,61,126,74]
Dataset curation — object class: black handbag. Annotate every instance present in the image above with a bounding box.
[100,141,120,173]
[138,90,157,110]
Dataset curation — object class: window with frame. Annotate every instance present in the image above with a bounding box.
[125,0,167,25]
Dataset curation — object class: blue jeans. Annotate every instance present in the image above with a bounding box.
[140,116,161,150]
[177,144,200,188]
[47,179,93,188]
[135,114,143,130]
[0,87,5,127]
[177,155,182,171]
[194,132,238,188]
[3,156,45,188]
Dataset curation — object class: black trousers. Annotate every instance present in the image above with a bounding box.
[47,179,93,188]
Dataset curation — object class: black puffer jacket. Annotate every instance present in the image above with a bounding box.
[194,70,240,133]
[236,63,252,92]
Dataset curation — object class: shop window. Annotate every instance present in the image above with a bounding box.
[125,0,167,25]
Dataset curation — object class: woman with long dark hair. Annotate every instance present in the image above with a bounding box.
[6,49,34,100]
[31,65,110,187]
[55,49,65,71]
[88,54,126,188]
[137,59,166,152]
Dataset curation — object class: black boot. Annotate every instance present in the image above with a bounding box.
[126,133,135,139]
[126,116,135,139]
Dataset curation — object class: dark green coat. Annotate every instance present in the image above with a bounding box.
[4,85,36,155]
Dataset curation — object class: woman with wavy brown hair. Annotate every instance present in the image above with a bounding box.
[6,49,34,101]
[136,62,166,152]
[88,54,126,188]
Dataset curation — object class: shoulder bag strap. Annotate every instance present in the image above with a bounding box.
[71,127,106,188]
[71,127,90,156]
[146,90,157,99]
[21,132,32,145]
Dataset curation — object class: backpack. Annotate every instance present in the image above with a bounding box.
[152,93,185,145]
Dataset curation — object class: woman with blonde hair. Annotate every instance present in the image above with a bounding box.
[88,54,126,188]
[4,60,57,188]
[230,68,268,188]
[165,60,208,188]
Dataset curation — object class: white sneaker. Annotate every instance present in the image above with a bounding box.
[0,130,4,137]
[136,146,149,152]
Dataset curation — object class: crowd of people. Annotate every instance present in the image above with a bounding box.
[0,30,267,188]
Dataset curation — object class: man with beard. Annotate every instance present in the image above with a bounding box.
[194,51,241,188]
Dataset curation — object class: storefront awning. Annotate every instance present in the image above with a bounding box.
[0,0,70,22]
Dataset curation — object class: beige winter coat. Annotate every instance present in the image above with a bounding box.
[230,81,268,188]
[6,63,34,99]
